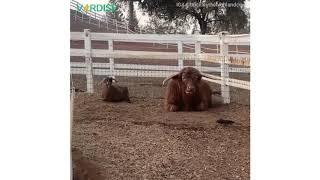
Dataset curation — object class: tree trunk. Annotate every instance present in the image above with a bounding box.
[198,18,207,34]
[129,0,134,31]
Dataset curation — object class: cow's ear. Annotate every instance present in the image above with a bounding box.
[198,74,202,81]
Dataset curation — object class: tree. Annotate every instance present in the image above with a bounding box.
[128,0,141,30]
[142,15,190,34]
[111,0,140,31]
[109,0,126,22]
[210,5,249,34]
[138,0,248,34]
[116,0,140,31]
[126,3,139,31]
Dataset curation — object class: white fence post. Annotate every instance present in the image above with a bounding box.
[219,31,230,104]
[194,29,201,70]
[178,41,183,70]
[115,21,118,33]
[108,40,114,76]
[84,29,94,93]
[195,41,201,70]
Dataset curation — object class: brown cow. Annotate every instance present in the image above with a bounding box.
[163,67,218,112]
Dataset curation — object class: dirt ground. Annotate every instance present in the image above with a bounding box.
[72,76,250,180]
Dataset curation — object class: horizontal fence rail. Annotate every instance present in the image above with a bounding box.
[71,62,250,73]
[70,29,250,103]
[70,49,249,66]
[70,32,250,45]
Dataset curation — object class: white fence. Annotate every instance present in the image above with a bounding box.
[70,30,250,103]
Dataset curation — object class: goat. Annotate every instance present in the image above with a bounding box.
[162,67,219,111]
[100,77,131,103]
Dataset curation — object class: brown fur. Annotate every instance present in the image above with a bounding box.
[101,77,131,103]
[164,67,212,111]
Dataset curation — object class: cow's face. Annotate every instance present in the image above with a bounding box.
[177,67,202,95]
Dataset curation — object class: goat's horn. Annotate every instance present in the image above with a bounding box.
[111,77,118,82]
[162,72,180,86]
[201,73,222,80]
[99,78,107,85]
